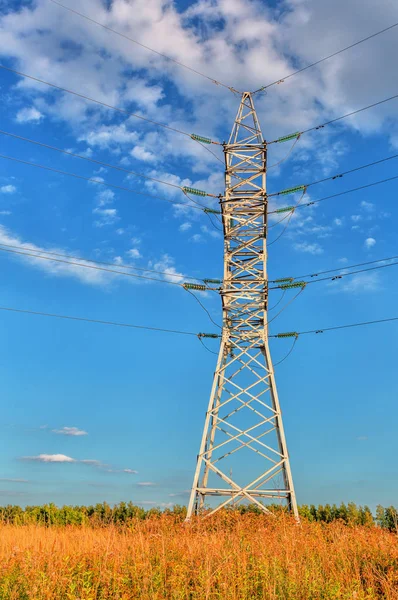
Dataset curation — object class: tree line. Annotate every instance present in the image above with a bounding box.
[0,502,396,531]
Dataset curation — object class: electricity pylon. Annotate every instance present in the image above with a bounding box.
[186,92,298,519]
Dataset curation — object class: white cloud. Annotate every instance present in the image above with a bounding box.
[0,185,16,194]
[340,272,380,293]
[93,207,119,227]
[360,201,374,212]
[24,454,75,463]
[116,228,125,235]
[294,241,323,255]
[191,233,203,243]
[0,224,117,286]
[333,218,343,227]
[52,426,88,436]
[364,237,376,249]
[124,469,138,474]
[138,482,156,486]
[96,189,115,206]
[130,146,156,162]
[351,215,362,222]
[148,254,185,283]
[127,248,142,259]
[15,106,43,123]
[338,257,348,264]
[179,222,192,232]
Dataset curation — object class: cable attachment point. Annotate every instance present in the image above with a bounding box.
[275,331,299,339]
[279,184,306,196]
[190,133,212,145]
[276,132,301,143]
[183,283,207,291]
[182,186,207,197]
[278,281,307,290]
[273,277,294,284]
[203,207,221,215]
[274,206,295,214]
[198,333,220,339]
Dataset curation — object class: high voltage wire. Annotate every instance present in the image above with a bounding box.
[268,259,398,290]
[0,246,185,286]
[269,152,398,197]
[5,243,396,291]
[269,91,398,145]
[49,0,237,94]
[0,305,201,337]
[272,316,398,338]
[269,172,398,214]
[0,130,183,194]
[253,19,398,94]
[278,254,398,282]
[0,154,212,212]
[0,242,207,282]
[2,303,398,343]
[0,64,221,146]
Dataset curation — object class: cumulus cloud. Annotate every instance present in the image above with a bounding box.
[0,224,116,286]
[0,185,16,194]
[294,241,324,255]
[179,222,192,232]
[127,248,142,259]
[15,107,43,123]
[52,426,88,436]
[364,237,376,249]
[130,145,156,162]
[24,454,75,463]
[340,272,380,293]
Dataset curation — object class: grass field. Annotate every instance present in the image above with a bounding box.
[0,514,397,599]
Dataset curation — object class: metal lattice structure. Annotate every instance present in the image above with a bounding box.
[186,92,298,519]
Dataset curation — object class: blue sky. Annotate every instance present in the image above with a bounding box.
[0,0,398,510]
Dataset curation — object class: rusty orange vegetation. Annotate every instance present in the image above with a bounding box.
[0,513,397,599]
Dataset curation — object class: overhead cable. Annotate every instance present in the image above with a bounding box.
[0,64,220,145]
[0,153,212,212]
[277,254,398,282]
[0,305,201,336]
[269,91,398,145]
[269,172,398,214]
[272,316,398,338]
[0,242,208,282]
[49,0,237,94]
[0,130,181,193]
[269,152,398,197]
[269,259,398,290]
[253,19,398,94]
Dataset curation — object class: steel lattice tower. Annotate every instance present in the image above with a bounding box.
[186,92,298,519]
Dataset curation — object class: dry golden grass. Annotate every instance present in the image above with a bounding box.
[0,513,397,599]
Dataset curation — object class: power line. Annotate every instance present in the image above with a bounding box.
[0,64,220,145]
[49,0,237,94]
[0,242,207,282]
[0,246,186,286]
[0,153,211,212]
[280,253,398,282]
[269,172,398,213]
[0,130,183,193]
[0,305,201,336]
[268,91,398,145]
[253,19,398,94]
[269,259,398,290]
[269,152,398,197]
[272,315,398,338]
